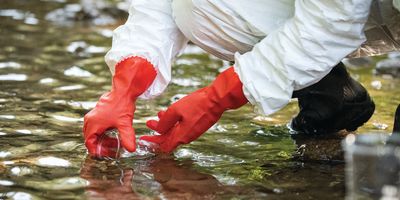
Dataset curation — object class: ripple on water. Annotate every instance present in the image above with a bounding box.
[66,41,107,55]
[0,115,16,120]
[54,85,86,91]
[96,29,113,38]
[174,58,201,66]
[175,149,245,167]
[36,157,71,167]
[24,16,39,25]
[51,115,82,123]
[209,124,227,132]
[171,78,202,87]
[52,100,96,110]
[0,9,25,20]
[11,166,33,176]
[0,180,14,186]
[67,101,96,110]
[242,141,260,146]
[16,130,31,135]
[0,144,44,158]
[0,74,27,81]
[64,66,93,77]
[213,174,237,185]
[50,141,81,152]
[39,78,57,84]
[217,138,235,144]
[24,177,88,191]
[2,192,36,200]
[0,62,21,69]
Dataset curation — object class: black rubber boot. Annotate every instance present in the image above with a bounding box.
[394,104,400,134]
[290,62,375,134]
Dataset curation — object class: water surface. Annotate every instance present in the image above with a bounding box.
[1,1,399,199]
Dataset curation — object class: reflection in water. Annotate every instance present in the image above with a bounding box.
[0,0,400,199]
[80,156,266,199]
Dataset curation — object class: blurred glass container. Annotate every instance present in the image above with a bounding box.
[96,129,157,160]
[343,134,400,200]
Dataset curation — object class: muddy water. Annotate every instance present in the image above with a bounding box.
[0,1,399,199]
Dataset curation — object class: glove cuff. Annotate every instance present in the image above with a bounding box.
[208,67,248,111]
[112,56,157,100]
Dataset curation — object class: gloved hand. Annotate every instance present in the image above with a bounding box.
[140,67,248,153]
[83,56,156,157]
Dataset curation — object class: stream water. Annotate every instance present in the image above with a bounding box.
[1,0,399,199]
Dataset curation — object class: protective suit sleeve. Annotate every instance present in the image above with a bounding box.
[395,0,400,11]
[233,0,373,115]
[105,0,189,99]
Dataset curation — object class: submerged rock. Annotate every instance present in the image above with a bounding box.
[375,52,400,78]
[291,131,349,162]
[342,57,373,68]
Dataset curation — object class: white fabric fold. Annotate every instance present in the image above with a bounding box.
[395,0,400,11]
[105,0,188,99]
[234,0,373,115]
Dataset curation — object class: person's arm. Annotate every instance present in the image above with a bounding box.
[84,0,188,157]
[105,0,189,99]
[234,0,373,115]
[141,0,374,153]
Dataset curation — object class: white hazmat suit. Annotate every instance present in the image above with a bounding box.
[105,0,400,115]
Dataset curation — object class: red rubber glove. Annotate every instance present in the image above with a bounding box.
[140,67,248,153]
[83,56,156,157]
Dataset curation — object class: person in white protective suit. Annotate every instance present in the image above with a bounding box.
[83,0,400,156]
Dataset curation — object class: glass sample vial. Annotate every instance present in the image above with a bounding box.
[343,134,400,200]
[96,129,157,160]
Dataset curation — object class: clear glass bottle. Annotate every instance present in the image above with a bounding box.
[96,129,158,160]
